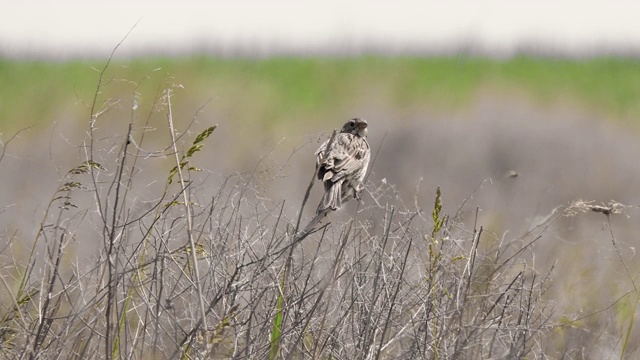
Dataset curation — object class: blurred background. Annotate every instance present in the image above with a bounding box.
[2,0,640,355]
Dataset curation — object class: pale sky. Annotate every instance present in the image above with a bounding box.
[2,0,640,59]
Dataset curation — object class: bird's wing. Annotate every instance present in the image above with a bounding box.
[321,134,369,182]
[358,138,371,183]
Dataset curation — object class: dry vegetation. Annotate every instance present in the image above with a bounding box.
[2,50,640,359]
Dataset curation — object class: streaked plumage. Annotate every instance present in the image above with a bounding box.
[316,118,370,213]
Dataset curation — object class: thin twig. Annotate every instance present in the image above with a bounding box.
[295,129,337,233]
[165,88,208,339]
[0,126,31,164]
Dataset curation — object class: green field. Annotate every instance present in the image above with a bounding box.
[3,56,640,132]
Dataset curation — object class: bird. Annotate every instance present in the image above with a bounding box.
[315,118,371,213]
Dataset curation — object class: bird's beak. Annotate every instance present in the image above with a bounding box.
[358,121,368,129]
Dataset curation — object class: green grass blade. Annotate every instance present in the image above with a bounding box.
[270,283,285,360]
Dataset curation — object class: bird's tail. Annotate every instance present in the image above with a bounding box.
[318,180,343,213]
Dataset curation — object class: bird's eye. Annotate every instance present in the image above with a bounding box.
[349,120,355,126]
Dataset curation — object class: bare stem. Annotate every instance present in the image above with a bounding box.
[165,88,208,339]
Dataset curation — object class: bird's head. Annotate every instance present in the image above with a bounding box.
[341,118,368,137]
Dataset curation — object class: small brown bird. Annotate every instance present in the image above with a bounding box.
[316,118,371,213]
